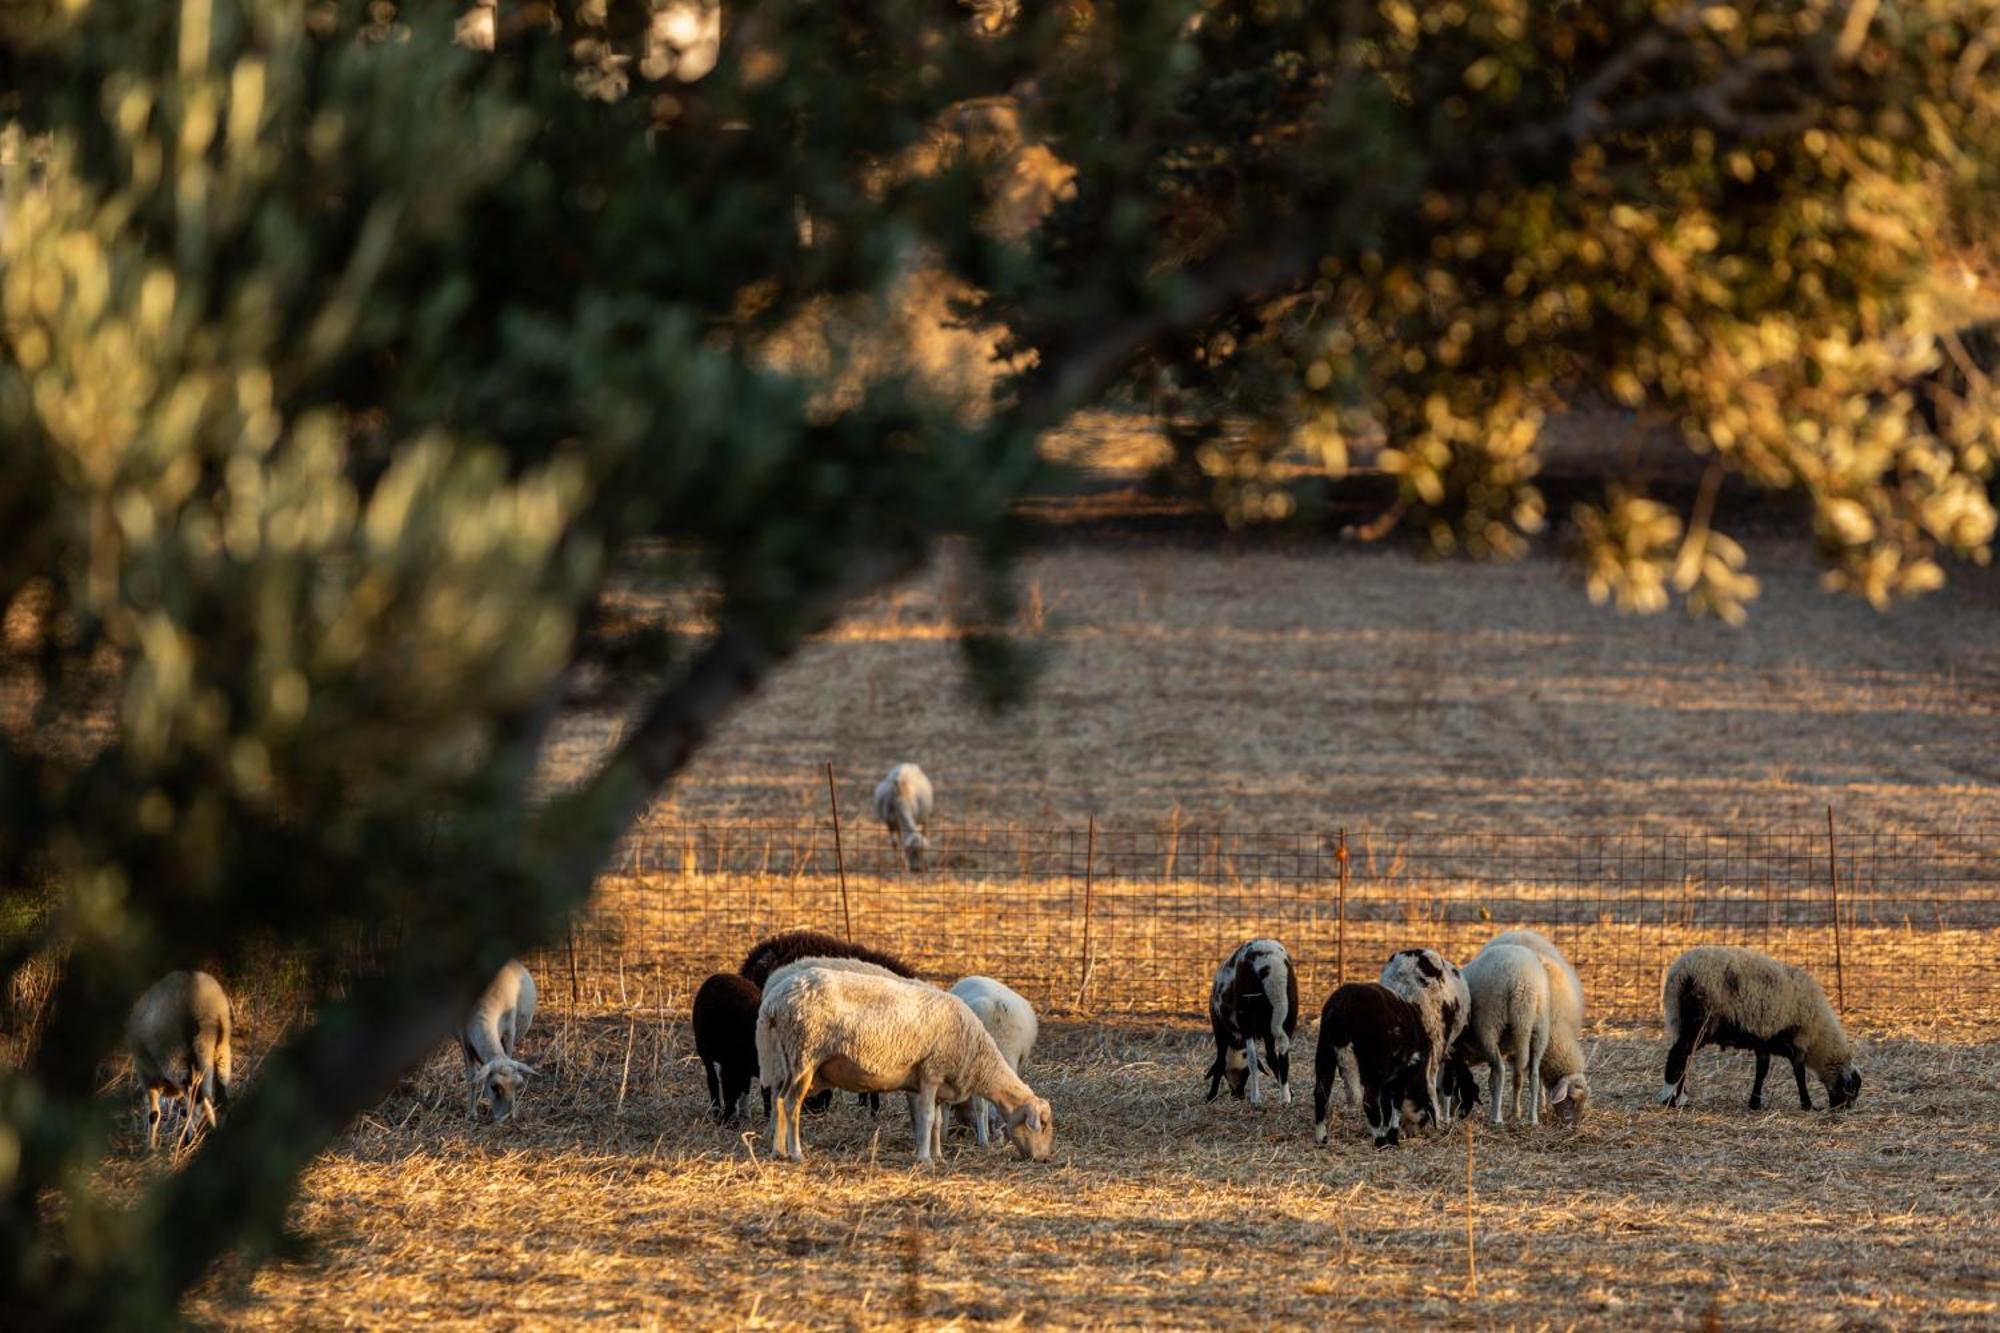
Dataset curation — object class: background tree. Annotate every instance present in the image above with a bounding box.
[0,0,1994,1321]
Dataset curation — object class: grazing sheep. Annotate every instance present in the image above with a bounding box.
[692,972,762,1123]
[761,953,933,1117]
[757,964,1055,1165]
[1313,982,1431,1148]
[1378,947,1471,1125]
[947,976,1039,1146]
[1482,928,1591,1122]
[1659,946,1861,1111]
[739,930,918,989]
[127,970,233,1151]
[873,763,934,871]
[1205,938,1299,1107]
[1458,945,1551,1124]
[463,960,539,1123]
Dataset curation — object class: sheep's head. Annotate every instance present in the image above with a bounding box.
[474,1057,540,1122]
[903,832,929,871]
[1547,1073,1591,1124]
[1824,1063,1862,1110]
[1004,1097,1054,1161]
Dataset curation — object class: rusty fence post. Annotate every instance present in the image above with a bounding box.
[1074,815,1097,1011]
[826,762,853,942]
[1335,827,1350,987]
[1826,804,1846,1010]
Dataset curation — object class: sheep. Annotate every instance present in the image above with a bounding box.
[873,762,934,871]
[692,972,762,1123]
[760,953,932,1117]
[463,960,539,1123]
[1312,982,1431,1148]
[1204,938,1299,1107]
[1481,928,1592,1122]
[947,976,1039,1146]
[1659,946,1861,1112]
[1457,944,1551,1124]
[127,970,233,1150]
[739,930,918,990]
[756,963,1055,1165]
[1378,947,1471,1125]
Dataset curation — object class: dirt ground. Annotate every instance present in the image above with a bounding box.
[188,1019,2000,1329]
[188,492,1999,1327]
[546,530,2000,838]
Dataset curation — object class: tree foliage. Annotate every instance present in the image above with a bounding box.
[0,0,1995,1321]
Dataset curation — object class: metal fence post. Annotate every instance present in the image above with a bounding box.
[826,762,853,941]
[1826,805,1846,1010]
[1335,827,1349,987]
[1075,815,1097,1010]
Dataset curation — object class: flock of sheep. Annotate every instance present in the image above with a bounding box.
[121,764,1865,1157]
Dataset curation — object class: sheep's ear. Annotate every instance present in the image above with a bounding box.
[517,1063,542,1078]
[1023,1103,1044,1132]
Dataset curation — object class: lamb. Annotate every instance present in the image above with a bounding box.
[947,976,1039,1146]
[1457,944,1551,1124]
[1378,947,1471,1125]
[1659,946,1861,1111]
[757,964,1055,1164]
[1312,982,1431,1148]
[692,972,762,1123]
[873,762,934,871]
[463,960,539,1123]
[1204,938,1298,1107]
[127,970,233,1150]
[739,930,918,989]
[1481,928,1591,1121]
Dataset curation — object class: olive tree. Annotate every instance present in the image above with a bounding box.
[0,0,1993,1321]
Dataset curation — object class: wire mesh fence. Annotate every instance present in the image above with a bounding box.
[539,819,2000,1031]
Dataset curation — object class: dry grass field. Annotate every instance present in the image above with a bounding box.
[145,503,2000,1326]
[547,524,2000,836]
[184,1018,2000,1329]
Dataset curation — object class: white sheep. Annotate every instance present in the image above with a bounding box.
[1481,928,1591,1121]
[873,763,934,871]
[1377,947,1471,1125]
[1458,944,1551,1124]
[463,960,539,1122]
[947,976,1039,1146]
[1659,946,1861,1111]
[757,964,1054,1164]
[127,970,233,1150]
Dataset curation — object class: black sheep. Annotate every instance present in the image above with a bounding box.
[1313,982,1433,1148]
[692,972,763,1123]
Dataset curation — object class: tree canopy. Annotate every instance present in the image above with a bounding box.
[1,0,1995,1320]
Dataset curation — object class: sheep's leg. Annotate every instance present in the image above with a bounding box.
[1479,1037,1506,1125]
[1749,1051,1771,1110]
[1789,1054,1813,1110]
[145,1087,162,1151]
[911,1089,936,1165]
[704,1060,724,1120]
[1660,1033,1700,1107]
[971,1096,991,1148]
[1313,1071,1331,1145]
[1244,1039,1263,1106]
[779,1074,814,1162]
[1526,1028,1548,1126]
[1368,1083,1401,1148]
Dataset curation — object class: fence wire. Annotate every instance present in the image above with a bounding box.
[540,820,2000,1030]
